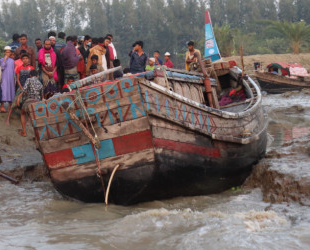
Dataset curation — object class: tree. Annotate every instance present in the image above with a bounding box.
[267,21,310,54]
[278,0,297,22]
[213,24,234,57]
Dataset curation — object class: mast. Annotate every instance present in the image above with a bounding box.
[204,10,221,62]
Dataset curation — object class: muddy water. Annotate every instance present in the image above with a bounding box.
[1,91,310,250]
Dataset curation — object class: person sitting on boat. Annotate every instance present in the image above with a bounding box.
[153,50,162,65]
[90,64,99,75]
[146,58,155,71]
[89,64,106,85]
[16,70,43,137]
[113,59,124,79]
[185,41,201,71]
[89,55,104,74]
[62,76,74,92]
[164,52,173,68]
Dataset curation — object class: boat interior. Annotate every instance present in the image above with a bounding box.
[142,60,259,113]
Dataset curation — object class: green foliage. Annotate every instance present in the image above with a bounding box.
[267,21,310,54]
[0,38,7,58]
[214,24,234,57]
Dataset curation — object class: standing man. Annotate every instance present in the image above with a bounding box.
[153,51,162,65]
[49,36,64,90]
[8,34,20,53]
[0,46,15,113]
[38,39,58,88]
[103,37,112,69]
[15,34,36,68]
[61,36,81,82]
[35,38,43,52]
[55,32,66,52]
[185,41,201,71]
[164,52,173,68]
[129,41,148,74]
[35,38,43,68]
[106,34,117,59]
[78,35,92,65]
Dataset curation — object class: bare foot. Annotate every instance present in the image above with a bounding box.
[0,107,6,113]
[18,130,27,137]
[5,120,10,126]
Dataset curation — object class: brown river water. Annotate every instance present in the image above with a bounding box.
[1,91,310,250]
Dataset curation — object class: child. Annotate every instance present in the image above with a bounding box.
[113,59,123,79]
[89,64,105,85]
[86,55,104,76]
[6,54,35,125]
[15,53,35,90]
[16,70,43,137]
[14,49,27,73]
[62,76,75,92]
[146,57,155,71]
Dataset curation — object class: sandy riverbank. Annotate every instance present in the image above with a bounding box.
[224,53,310,75]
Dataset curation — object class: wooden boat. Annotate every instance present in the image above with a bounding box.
[254,62,310,94]
[28,60,267,205]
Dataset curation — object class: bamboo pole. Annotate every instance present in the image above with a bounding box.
[240,46,245,77]
[69,66,122,90]
[0,171,19,184]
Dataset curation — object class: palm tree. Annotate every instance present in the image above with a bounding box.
[267,21,310,54]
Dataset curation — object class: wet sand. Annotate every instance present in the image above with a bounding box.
[0,109,46,181]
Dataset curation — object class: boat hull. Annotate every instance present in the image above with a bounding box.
[52,124,267,205]
[255,71,310,94]
[29,76,267,205]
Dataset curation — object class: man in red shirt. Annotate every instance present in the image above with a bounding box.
[164,52,173,68]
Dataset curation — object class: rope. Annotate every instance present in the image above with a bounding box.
[91,143,106,202]
[105,164,120,206]
[76,89,97,139]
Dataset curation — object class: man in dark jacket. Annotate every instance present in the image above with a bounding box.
[129,41,147,74]
[78,35,91,65]
[61,36,81,82]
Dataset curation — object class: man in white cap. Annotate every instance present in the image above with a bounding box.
[164,52,173,68]
[146,57,156,71]
[0,46,15,113]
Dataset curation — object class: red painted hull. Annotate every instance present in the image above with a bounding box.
[52,128,267,205]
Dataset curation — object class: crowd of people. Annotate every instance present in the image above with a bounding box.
[0,31,201,136]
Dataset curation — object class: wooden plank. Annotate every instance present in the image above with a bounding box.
[172,81,183,96]
[49,148,155,182]
[33,93,143,128]
[153,138,221,158]
[28,79,140,120]
[36,101,147,141]
[189,84,203,103]
[167,68,204,76]
[182,83,192,100]
[44,129,153,169]
[39,117,150,154]
[152,125,213,147]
